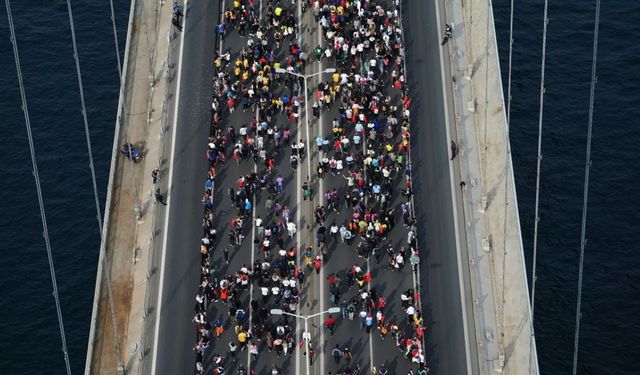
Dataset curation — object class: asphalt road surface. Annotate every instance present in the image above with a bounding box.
[151,0,219,374]
[403,0,475,374]
[151,0,472,374]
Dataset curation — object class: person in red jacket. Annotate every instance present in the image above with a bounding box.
[313,255,322,274]
[324,314,336,335]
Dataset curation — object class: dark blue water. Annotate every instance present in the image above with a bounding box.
[0,1,127,374]
[493,0,640,373]
[0,1,637,374]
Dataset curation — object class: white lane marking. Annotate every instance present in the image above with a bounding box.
[247,105,258,371]
[314,12,328,375]
[434,0,474,373]
[357,44,376,373]
[295,2,303,374]
[150,0,189,373]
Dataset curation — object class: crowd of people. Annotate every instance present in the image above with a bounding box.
[308,1,428,373]
[187,1,429,374]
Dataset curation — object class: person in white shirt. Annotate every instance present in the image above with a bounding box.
[287,222,297,237]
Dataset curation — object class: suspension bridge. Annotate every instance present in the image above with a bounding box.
[6,0,601,374]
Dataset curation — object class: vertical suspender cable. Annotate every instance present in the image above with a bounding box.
[64,0,102,230]
[530,0,549,320]
[572,0,600,373]
[109,0,122,80]
[5,1,72,374]
[64,0,124,370]
[506,0,515,124]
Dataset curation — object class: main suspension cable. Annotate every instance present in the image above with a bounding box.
[5,1,72,373]
[572,0,600,373]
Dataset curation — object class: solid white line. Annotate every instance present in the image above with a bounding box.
[434,0,474,373]
[367,257,375,369]
[315,14,328,375]
[356,46,375,372]
[150,0,189,373]
[247,106,258,371]
[295,2,303,374]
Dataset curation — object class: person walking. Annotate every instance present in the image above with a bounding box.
[229,341,238,361]
[287,221,297,237]
[151,168,159,184]
[249,342,258,360]
[409,250,420,272]
[171,15,183,32]
[441,24,452,45]
[331,344,342,364]
[304,344,315,366]
[450,140,458,160]
[324,314,336,335]
[223,245,230,264]
[342,345,352,362]
[313,255,322,274]
[172,1,183,20]
[155,188,167,205]
[302,181,311,200]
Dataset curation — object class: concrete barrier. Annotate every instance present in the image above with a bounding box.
[444,0,540,373]
[84,0,138,372]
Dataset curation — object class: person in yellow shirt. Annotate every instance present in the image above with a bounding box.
[332,72,340,84]
[324,93,332,107]
[413,313,423,329]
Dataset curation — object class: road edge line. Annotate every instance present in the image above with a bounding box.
[434,0,475,373]
[150,0,189,372]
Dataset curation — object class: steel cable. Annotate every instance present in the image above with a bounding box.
[64,0,124,370]
[530,0,550,321]
[5,1,72,373]
[572,0,600,373]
